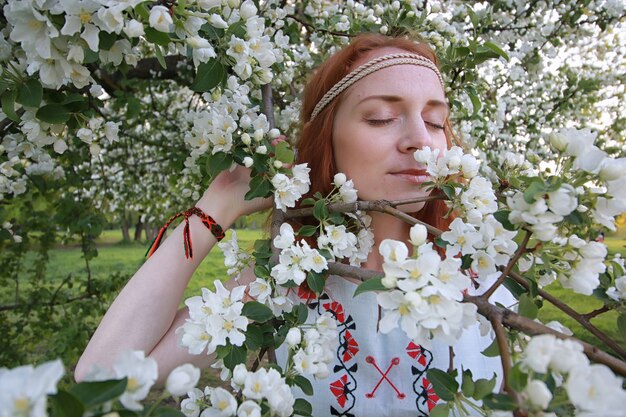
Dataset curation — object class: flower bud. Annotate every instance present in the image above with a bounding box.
[254,129,264,141]
[409,224,427,247]
[286,327,302,347]
[239,0,257,20]
[391,1,400,10]
[381,275,397,288]
[241,133,251,145]
[232,363,247,386]
[273,160,283,169]
[256,145,267,155]
[268,128,280,139]
[379,25,388,34]
[549,132,567,152]
[333,173,347,186]
[243,156,253,167]
[525,379,552,409]
[166,364,201,396]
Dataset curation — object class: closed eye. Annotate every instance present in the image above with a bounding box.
[366,118,395,126]
[425,121,445,130]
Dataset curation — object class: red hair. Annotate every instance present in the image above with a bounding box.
[295,33,458,232]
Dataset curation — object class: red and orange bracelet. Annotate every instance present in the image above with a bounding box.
[145,207,225,260]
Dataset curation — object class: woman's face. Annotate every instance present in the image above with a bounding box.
[332,48,448,212]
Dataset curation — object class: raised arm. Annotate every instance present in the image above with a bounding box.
[74,166,271,383]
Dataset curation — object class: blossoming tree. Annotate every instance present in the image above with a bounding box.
[1,0,625,416]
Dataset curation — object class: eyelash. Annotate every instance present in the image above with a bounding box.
[365,119,445,130]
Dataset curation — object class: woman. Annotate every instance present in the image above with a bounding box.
[76,33,511,416]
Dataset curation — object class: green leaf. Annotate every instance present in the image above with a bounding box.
[293,398,313,416]
[483,41,509,61]
[206,152,233,179]
[493,210,516,231]
[69,378,127,407]
[524,180,546,204]
[145,27,172,46]
[220,344,247,370]
[429,403,450,417]
[481,338,500,357]
[294,375,314,395]
[275,140,295,164]
[242,301,274,323]
[50,390,85,417]
[508,364,528,392]
[36,104,71,124]
[461,368,475,397]
[191,59,226,93]
[618,313,626,342]
[200,23,224,39]
[482,393,516,410]
[254,265,270,279]
[135,2,150,20]
[465,85,481,115]
[154,44,167,70]
[300,198,316,207]
[98,31,117,50]
[152,408,186,417]
[461,254,472,269]
[472,374,497,400]
[245,325,264,350]
[295,303,309,324]
[353,277,386,297]
[17,79,43,108]
[1,89,19,122]
[427,368,459,402]
[298,225,317,237]
[519,293,538,320]
[244,176,272,200]
[313,199,329,221]
[306,271,325,294]
[434,237,449,248]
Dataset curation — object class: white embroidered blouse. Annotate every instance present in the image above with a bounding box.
[278,275,515,417]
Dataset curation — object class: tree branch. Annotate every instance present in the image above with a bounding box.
[509,271,626,360]
[481,230,531,300]
[286,14,354,38]
[284,196,446,236]
[489,314,521,405]
[468,295,626,377]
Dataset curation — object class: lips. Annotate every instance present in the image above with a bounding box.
[389,169,431,184]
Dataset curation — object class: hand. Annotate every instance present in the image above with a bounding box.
[196,165,274,227]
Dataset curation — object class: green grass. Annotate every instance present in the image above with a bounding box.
[35,228,265,302]
[5,229,624,365]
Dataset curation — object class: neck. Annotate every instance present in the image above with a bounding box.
[362,211,412,272]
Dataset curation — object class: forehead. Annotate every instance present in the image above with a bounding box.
[342,46,445,103]
[342,63,446,105]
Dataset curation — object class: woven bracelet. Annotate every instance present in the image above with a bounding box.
[145,207,225,260]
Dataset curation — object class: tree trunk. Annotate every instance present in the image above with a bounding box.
[134,216,144,241]
[121,213,131,242]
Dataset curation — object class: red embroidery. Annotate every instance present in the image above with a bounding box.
[406,341,427,366]
[340,331,359,362]
[297,281,317,302]
[330,374,350,407]
[423,378,439,411]
[323,301,345,323]
[365,356,405,399]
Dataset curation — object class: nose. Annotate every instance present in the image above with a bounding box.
[398,115,432,153]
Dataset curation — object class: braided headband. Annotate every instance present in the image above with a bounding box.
[309,52,444,122]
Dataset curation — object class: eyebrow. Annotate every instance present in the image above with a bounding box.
[357,94,449,113]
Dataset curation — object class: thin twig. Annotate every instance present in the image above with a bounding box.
[261,84,275,129]
[489,314,521,404]
[482,230,531,300]
[582,305,610,321]
[284,196,445,236]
